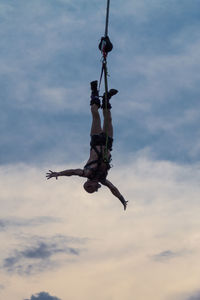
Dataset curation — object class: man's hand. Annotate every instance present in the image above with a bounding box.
[46,170,59,180]
[102,179,128,210]
[120,197,128,211]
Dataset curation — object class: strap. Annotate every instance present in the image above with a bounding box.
[85,144,103,169]
[98,63,104,91]
[84,159,99,169]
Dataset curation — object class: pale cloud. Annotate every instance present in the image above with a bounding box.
[0,157,200,299]
[37,85,89,113]
[0,216,58,232]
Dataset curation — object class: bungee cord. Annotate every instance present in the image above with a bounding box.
[98,0,113,162]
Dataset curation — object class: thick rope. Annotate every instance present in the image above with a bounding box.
[97,0,111,162]
[105,0,110,37]
[103,0,111,162]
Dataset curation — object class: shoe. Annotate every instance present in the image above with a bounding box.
[90,80,98,92]
[103,89,118,101]
[102,89,118,109]
[108,89,118,98]
[90,80,100,107]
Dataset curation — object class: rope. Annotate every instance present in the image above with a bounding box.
[105,0,110,37]
[98,61,104,91]
[103,59,109,162]
[102,0,111,162]
[97,0,112,162]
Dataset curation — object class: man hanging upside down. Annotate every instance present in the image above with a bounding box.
[46,80,128,210]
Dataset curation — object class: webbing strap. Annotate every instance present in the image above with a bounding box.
[98,62,104,91]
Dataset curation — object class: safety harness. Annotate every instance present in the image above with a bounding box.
[84,152,111,182]
[84,134,112,181]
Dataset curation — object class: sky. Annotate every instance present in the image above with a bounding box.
[1,0,200,299]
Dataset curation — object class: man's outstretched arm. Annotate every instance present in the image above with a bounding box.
[102,179,128,210]
[46,169,85,180]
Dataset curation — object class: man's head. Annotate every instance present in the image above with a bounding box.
[83,180,101,194]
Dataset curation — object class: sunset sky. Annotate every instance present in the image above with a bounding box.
[1,0,200,299]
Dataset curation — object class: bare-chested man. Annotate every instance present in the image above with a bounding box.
[46,80,128,210]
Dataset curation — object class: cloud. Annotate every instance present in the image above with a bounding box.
[24,291,61,300]
[0,220,6,230]
[186,292,200,300]
[1,158,200,299]
[2,235,82,275]
[173,291,200,300]
[0,216,59,232]
[152,250,181,262]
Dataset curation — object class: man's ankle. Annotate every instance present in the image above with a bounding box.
[90,96,100,108]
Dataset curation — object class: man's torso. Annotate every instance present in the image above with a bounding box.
[84,146,111,181]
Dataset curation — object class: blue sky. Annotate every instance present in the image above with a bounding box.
[1,1,200,299]
[1,0,200,165]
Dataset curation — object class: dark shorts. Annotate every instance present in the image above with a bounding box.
[90,133,113,151]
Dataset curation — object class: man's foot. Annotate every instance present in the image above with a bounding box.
[102,89,118,109]
[90,80,98,92]
[90,80,100,108]
[108,89,118,99]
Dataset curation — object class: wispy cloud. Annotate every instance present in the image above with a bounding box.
[152,249,181,262]
[2,235,82,275]
[0,216,59,232]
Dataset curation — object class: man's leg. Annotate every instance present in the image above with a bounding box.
[102,89,118,138]
[91,104,102,135]
[103,109,113,137]
[90,81,102,135]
